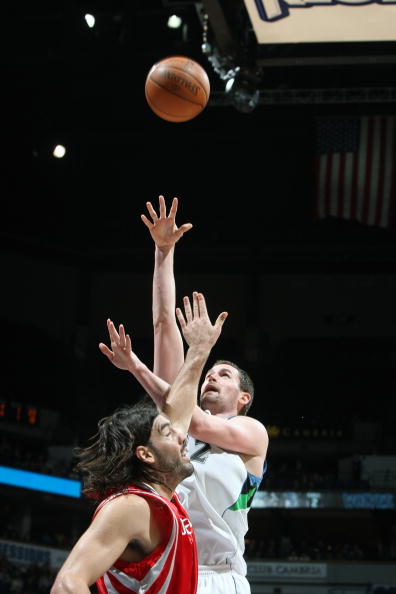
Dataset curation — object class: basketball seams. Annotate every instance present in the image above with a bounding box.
[155,65,209,101]
[146,78,205,109]
[145,93,196,122]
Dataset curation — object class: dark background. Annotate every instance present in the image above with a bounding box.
[2,0,396,447]
[1,3,396,588]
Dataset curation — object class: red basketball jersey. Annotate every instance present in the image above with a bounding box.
[93,485,198,594]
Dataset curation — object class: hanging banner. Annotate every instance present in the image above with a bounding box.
[252,490,395,509]
[248,561,327,581]
[243,0,396,43]
[0,539,68,570]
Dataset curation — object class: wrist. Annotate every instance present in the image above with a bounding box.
[156,244,175,255]
[186,344,211,361]
[127,356,143,375]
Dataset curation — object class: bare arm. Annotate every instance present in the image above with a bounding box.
[99,318,171,410]
[99,293,227,433]
[163,292,227,433]
[99,324,267,459]
[189,410,269,458]
[141,195,192,383]
[152,243,183,382]
[51,495,153,594]
[99,320,267,459]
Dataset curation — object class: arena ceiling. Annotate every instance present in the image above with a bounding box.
[2,1,396,268]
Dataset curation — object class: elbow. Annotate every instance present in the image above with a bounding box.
[153,318,175,333]
[50,576,63,594]
[50,571,85,594]
[188,409,206,437]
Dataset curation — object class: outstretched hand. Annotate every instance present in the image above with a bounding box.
[141,195,192,249]
[176,292,228,352]
[99,319,137,372]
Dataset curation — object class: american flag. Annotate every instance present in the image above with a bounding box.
[314,116,396,228]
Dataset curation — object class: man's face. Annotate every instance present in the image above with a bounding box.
[148,414,193,481]
[200,363,243,413]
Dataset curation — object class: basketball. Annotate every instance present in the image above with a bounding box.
[145,55,210,123]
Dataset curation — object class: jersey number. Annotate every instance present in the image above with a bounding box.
[190,441,211,464]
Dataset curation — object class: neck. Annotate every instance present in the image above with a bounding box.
[141,480,175,500]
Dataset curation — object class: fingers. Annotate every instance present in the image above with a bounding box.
[177,293,228,346]
[186,292,227,330]
[141,214,153,229]
[215,311,228,329]
[126,334,132,351]
[119,324,126,348]
[182,292,209,320]
[178,222,193,235]
[107,319,131,351]
[158,194,167,219]
[173,224,193,245]
[142,196,193,243]
[169,196,178,220]
[183,295,193,322]
[176,307,187,330]
[192,291,199,318]
[99,343,113,360]
[143,196,177,225]
[196,292,208,318]
[146,201,158,222]
[107,319,120,343]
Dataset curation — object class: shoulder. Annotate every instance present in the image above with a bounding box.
[91,492,172,550]
[229,415,269,452]
[229,415,268,436]
[95,492,154,523]
[89,493,155,544]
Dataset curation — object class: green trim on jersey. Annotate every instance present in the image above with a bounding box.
[228,470,263,511]
[228,485,258,510]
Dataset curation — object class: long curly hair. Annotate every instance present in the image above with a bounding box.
[74,399,160,499]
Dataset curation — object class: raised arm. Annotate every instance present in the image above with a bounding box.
[99,318,171,411]
[141,195,192,383]
[99,293,227,433]
[163,292,227,433]
[99,321,267,461]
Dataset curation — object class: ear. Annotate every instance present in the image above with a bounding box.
[238,392,251,412]
[135,445,155,465]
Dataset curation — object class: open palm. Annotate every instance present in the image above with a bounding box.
[141,195,192,248]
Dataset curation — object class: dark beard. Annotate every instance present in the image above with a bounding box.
[148,442,194,483]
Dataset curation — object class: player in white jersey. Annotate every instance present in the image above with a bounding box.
[99,196,269,594]
[178,425,265,588]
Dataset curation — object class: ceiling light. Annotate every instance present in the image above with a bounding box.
[167,15,182,29]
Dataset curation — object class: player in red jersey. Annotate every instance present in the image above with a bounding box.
[93,481,196,594]
[50,291,227,594]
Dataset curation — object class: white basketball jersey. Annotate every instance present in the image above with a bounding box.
[176,434,263,576]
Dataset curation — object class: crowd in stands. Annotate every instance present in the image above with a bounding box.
[1,429,395,592]
[2,435,379,491]
[0,436,76,480]
[0,555,55,594]
[245,535,396,562]
[0,525,74,551]
[262,457,371,491]
[0,535,395,594]
[0,554,100,594]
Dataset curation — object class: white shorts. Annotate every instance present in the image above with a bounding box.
[197,565,251,594]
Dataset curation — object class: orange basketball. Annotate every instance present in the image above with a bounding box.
[145,55,210,123]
